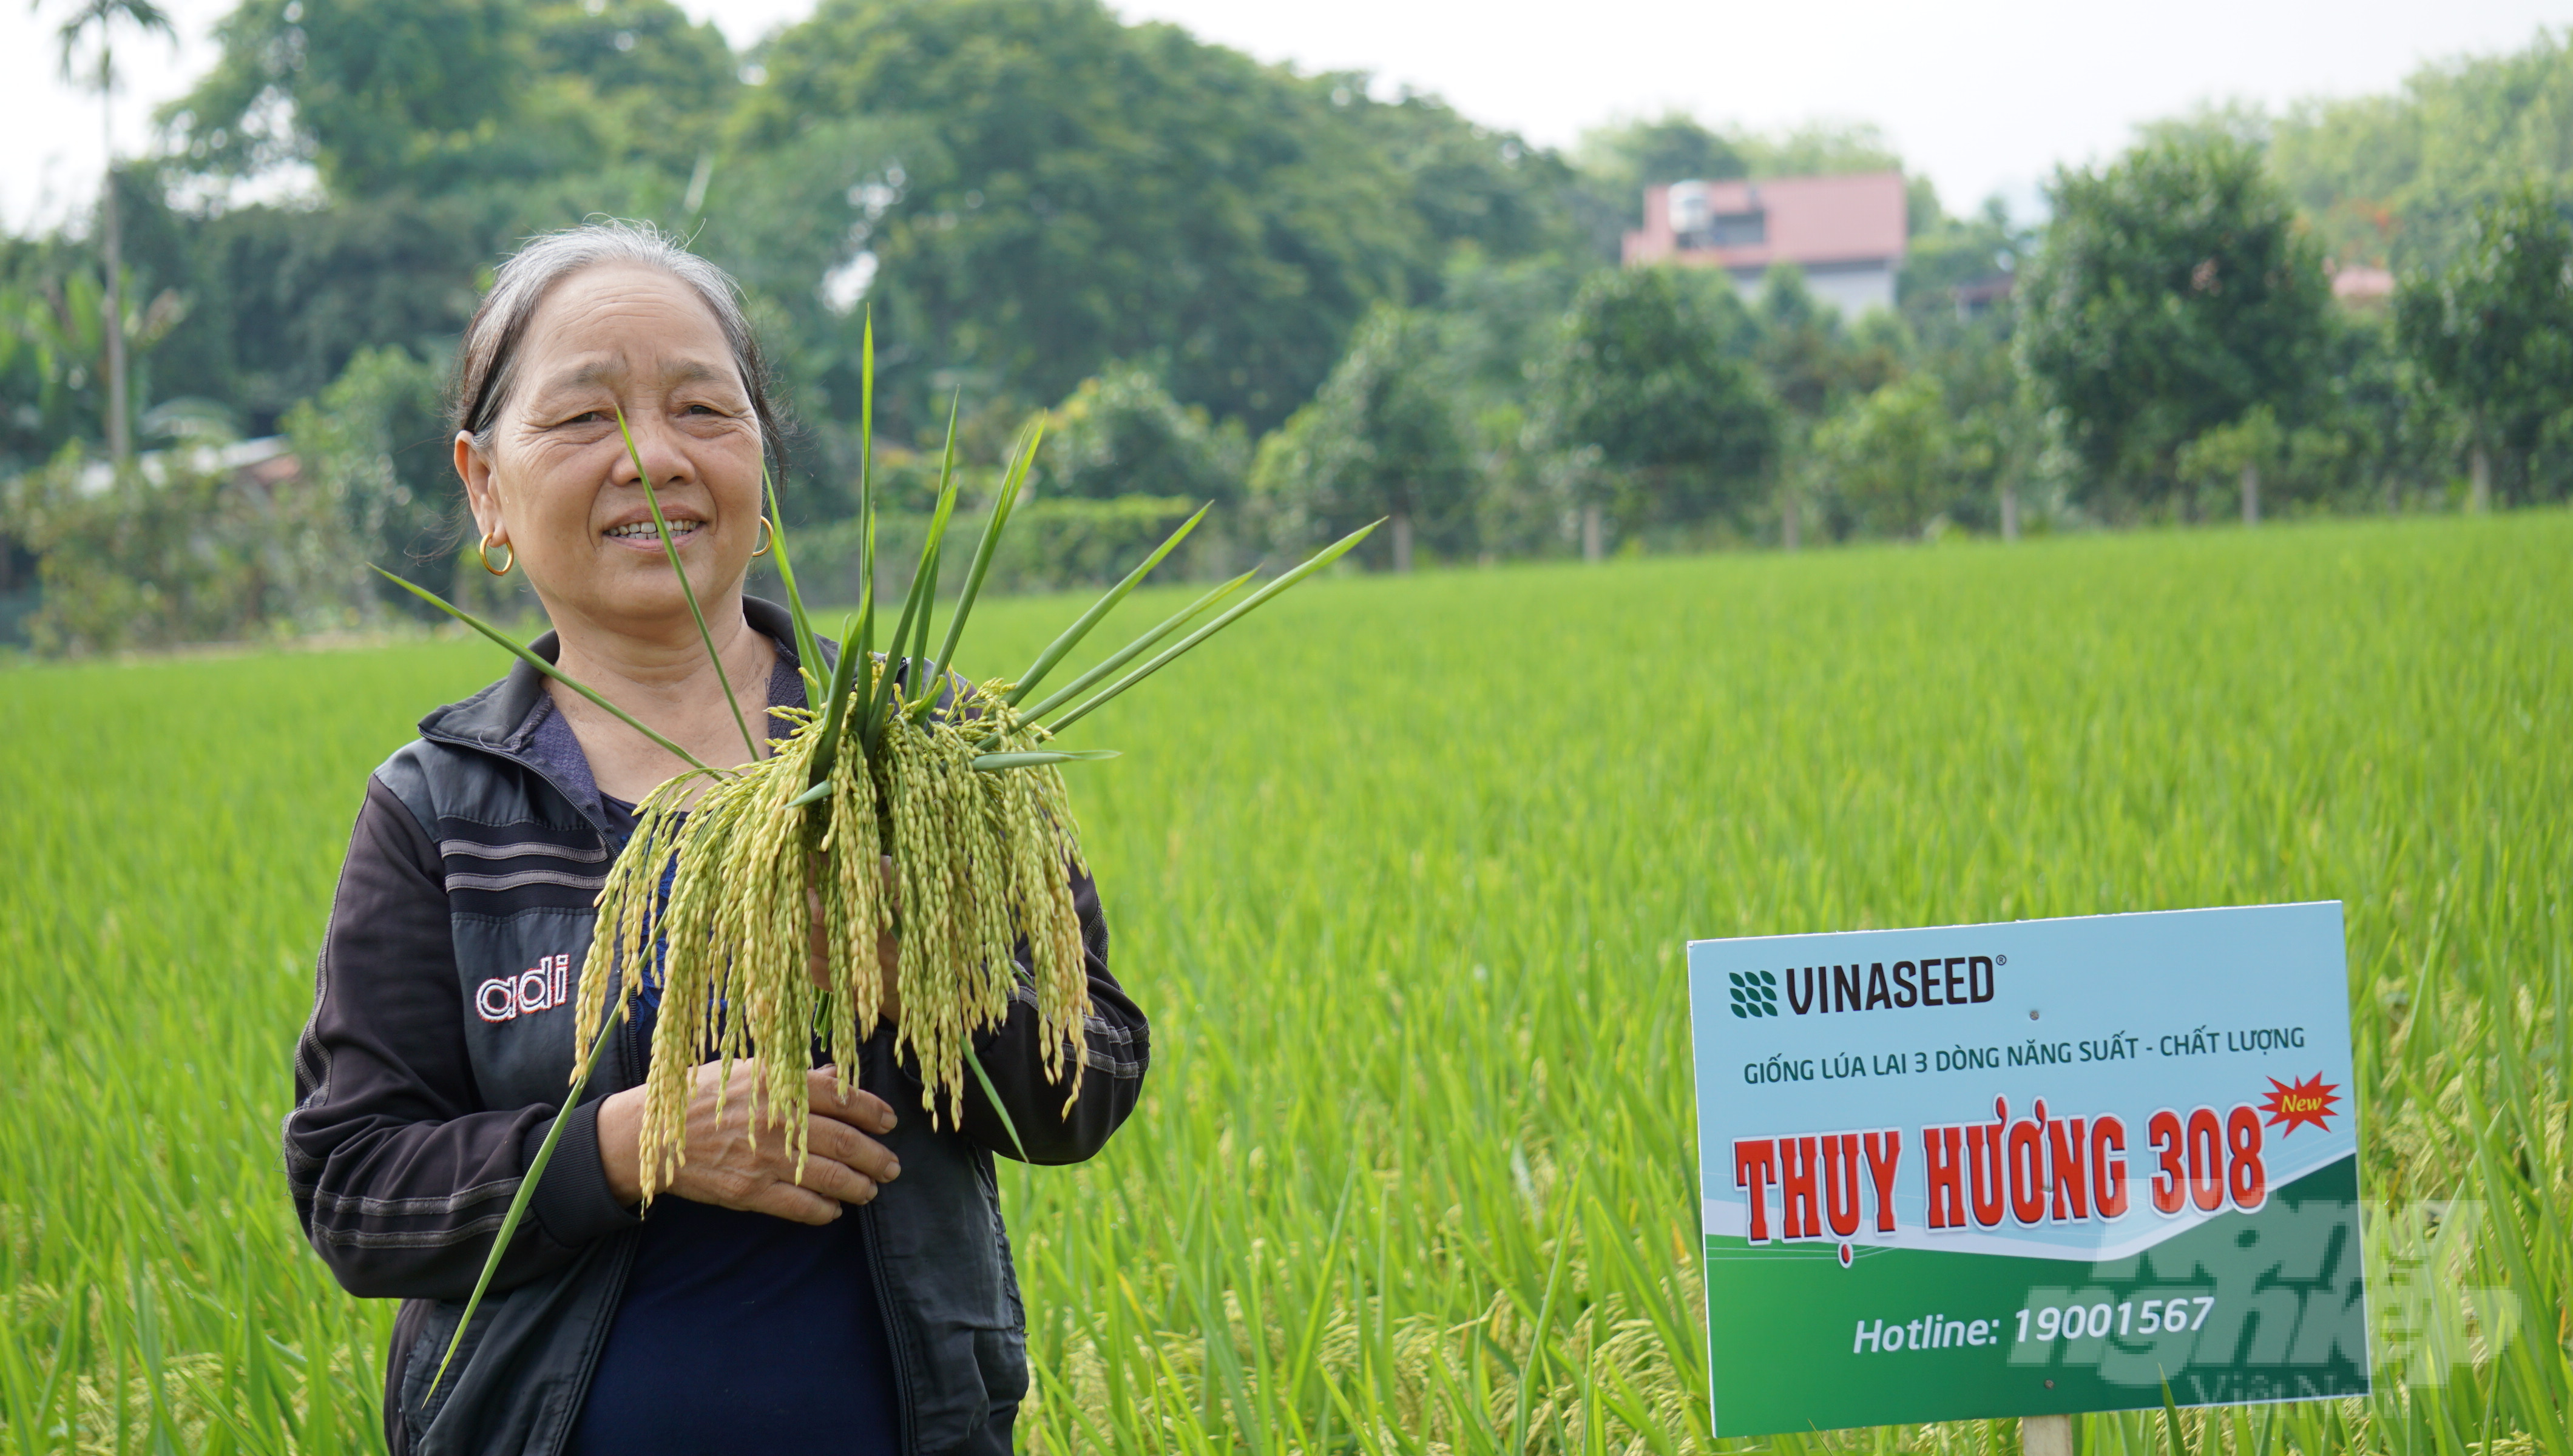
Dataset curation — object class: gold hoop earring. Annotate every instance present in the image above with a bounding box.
[478,530,515,576]
[751,516,774,558]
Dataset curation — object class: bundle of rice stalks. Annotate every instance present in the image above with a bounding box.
[387,325,1373,1389]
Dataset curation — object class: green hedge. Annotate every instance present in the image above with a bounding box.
[749,494,1239,607]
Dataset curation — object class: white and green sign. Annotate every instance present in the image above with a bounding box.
[1688,903,2366,1436]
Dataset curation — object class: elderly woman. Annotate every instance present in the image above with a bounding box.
[285,221,1150,1456]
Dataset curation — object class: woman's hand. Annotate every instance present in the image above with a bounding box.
[806,854,903,1026]
[595,1063,899,1222]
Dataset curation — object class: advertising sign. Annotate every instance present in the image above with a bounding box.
[1687,903,2367,1436]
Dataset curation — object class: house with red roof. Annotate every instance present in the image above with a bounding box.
[1623,170,1910,317]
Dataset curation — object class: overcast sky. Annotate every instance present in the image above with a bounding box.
[4,0,2565,233]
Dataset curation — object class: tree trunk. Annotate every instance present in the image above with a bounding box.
[2469,443,2492,514]
[1781,488,1800,552]
[2240,463,2259,526]
[2000,480,2020,542]
[1580,502,1603,564]
[101,56,130,467]
[1390,511,1413,574]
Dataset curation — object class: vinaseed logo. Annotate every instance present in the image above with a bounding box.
[1728,970,1780,1019]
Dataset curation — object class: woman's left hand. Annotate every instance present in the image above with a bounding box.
[808,854,902,1026]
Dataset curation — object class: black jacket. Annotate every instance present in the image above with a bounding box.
[285,599,1149,1455]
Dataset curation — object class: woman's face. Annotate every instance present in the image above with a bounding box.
[458,264,765,638]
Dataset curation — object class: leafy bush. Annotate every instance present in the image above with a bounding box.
[750,495,1212,604]
[1253,306,1477,571]
[2016,133,2331,513]
[1041,365,1249,505]
[1540,266,1778,548]
[2395,185,2573,508]
[2,443,362,655]
[282,345,459,615]
[1810,375,1954,539]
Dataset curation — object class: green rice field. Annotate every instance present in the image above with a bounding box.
[2,514,2565,1454]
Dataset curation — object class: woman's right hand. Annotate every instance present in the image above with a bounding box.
[595,1063,900,1222]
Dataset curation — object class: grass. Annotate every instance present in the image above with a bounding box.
[1,513,2565,1454]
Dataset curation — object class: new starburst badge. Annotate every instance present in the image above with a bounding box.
[2260,1072,2341,1135]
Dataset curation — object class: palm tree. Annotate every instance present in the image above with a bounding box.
[41,0,177,467]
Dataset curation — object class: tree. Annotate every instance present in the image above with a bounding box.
[1732,120,1905,181]
[1253,305,1475,571]
[1042,364,1249,505]
[732,0,1569,435]
[1343,90,1591,289]
[138,0,1589,473]
[2395,185,2573,510]
[282,345,458,612]
[1811,374,1953,539]
[1543,266,1777,558]
[2173,405,2284,524]
[1898,195,2036,321]
[1891,234,2043,538]
[167,0,736,198]
[42,0,177,465]
[2311,308,2435,513]
[2016,133,2331,515]
[1749,265,1907,546]
[2271,31,2573,273]
[143,189,491,434]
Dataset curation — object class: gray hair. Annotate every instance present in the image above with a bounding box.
[451,219,785,471]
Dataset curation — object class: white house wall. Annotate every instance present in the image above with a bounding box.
[1726,263,1897,319]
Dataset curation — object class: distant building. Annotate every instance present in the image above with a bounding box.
[1623,170,1909,317]
[2328,262,2395,307]
[76,436,297,498]
[1949,273,2015,320]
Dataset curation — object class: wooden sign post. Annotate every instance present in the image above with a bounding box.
[2023,1414,2072,1456]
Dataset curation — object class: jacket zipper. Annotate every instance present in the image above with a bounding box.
[858,1199,921,1455]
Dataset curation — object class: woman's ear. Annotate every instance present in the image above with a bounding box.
[456,431,502,541]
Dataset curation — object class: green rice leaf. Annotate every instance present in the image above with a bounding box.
[902,413,963,720]
[856,311,877,659]
[1010,570,1254,727]
[430,1008,624,1397]
[908,543,939,680]
[762,463,822,698]
[971,749,1120,772]
[370,567,723,778]
[921,417,1043,715]
[614,406,759,763]
[864,395,961,749]
[1510,1156,1584,1456]
[805,611,866,793]
[1007,502,1209,706]
[1041,519,1379,733]
[964,1046,1031,1163]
